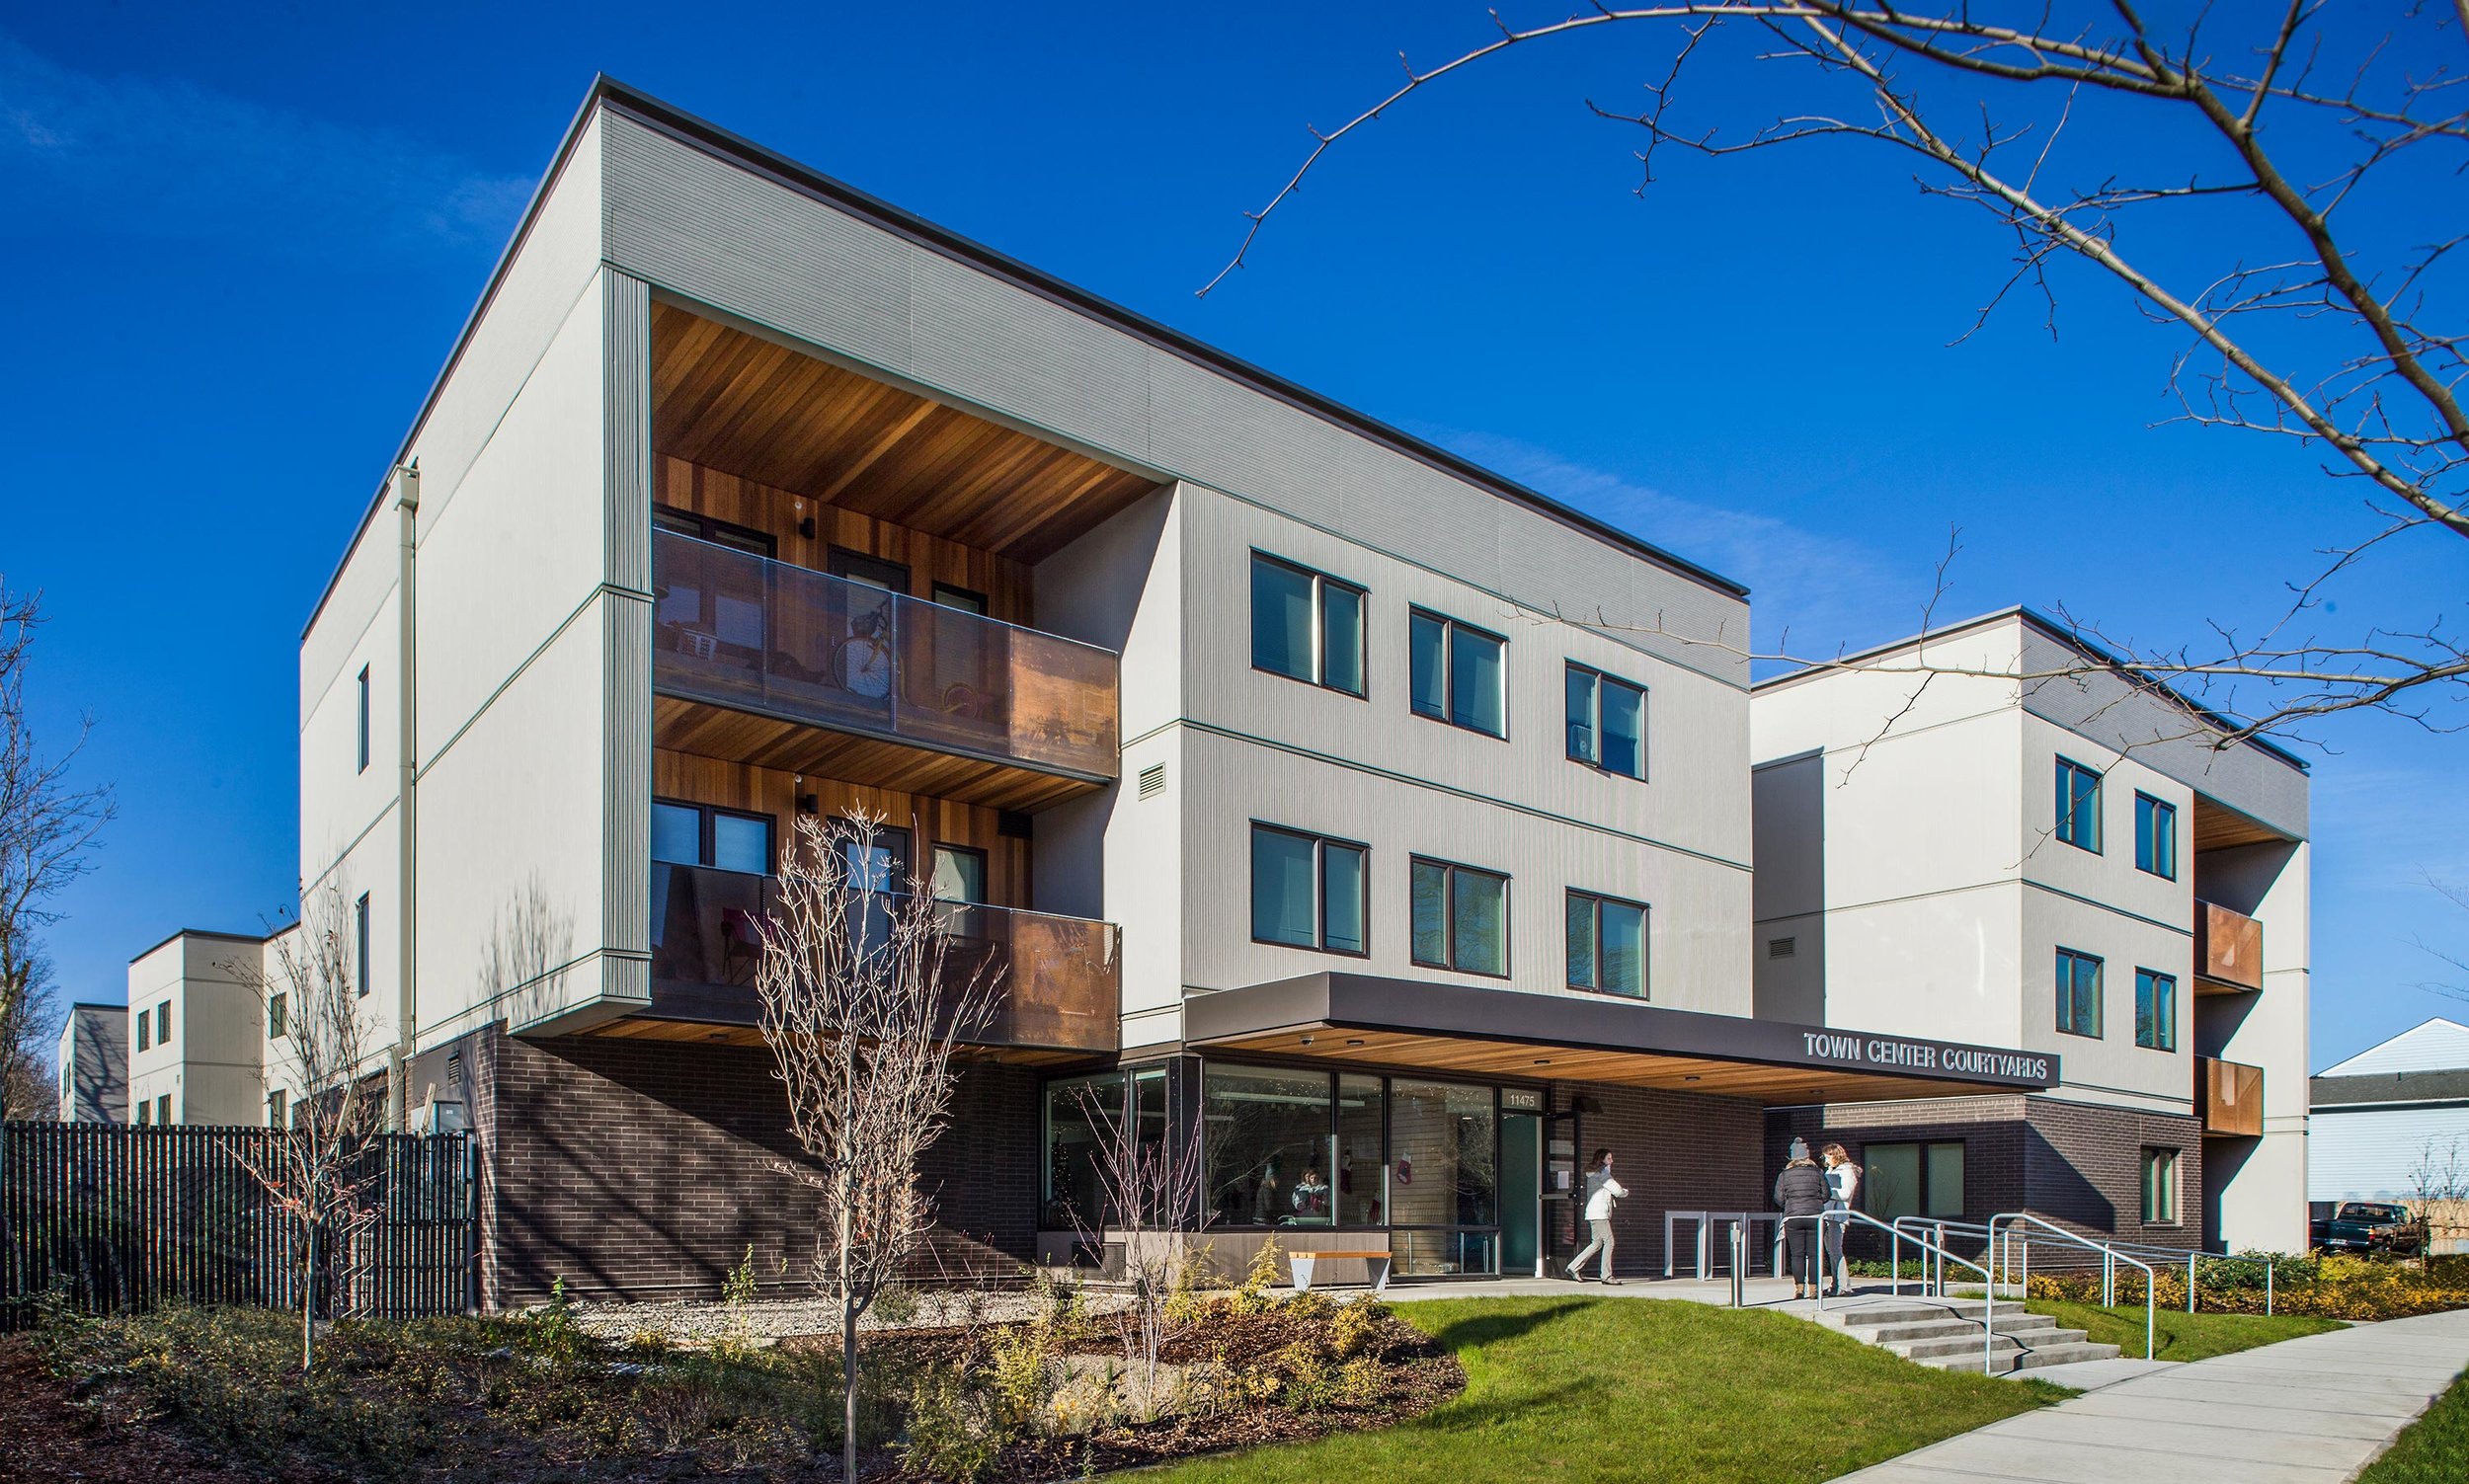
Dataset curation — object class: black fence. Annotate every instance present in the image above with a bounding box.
[0,1122,475,1330]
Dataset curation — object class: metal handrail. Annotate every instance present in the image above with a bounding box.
[1889,1217,2275,1319]
[1781,1211,1999,1376]
[1991,1211,2156,1361]
[1887,1216,1999,1298]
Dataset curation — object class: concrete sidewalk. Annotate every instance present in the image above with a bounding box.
[1836,1306,2469,1484]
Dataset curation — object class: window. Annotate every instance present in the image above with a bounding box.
[355,894,372,999]
[1408,609,1505,738]
[2135,793,2178,879]
[1250,824,1368,956]
[1565,664,1647,779]
[136,1011,149,1053]
[1043,1067,1169,1227]
[1566,891,1648,998]
[929,845,989,905]
[1411,857,1509,976]
[268,991,287,1040]
[2141,1147,2182,1223]
[653,507,775,656]
[1249,554,1366,697]
[2055,757,2104,852]
[135,1100,149,1126]
[2055,947,2105,1038]
[156,1001,170,1045]
[266,1090,286,1129]
[1204,1064,1339,1227]
[650,799,776,876]
[156,1094,172,1127]
[2134,969,2179,1051]
[1864,1140,1966,1220]
[356,665,371,774]
[930,583,989,616]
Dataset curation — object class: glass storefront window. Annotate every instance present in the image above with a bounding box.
[1042,1069,1168,1229]
[1387,1078,1497,1273]
[1335,1073,1386,1226]
[1203,1065,1336,1227]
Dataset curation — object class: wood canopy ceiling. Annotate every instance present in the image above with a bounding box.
[579,1014,1097,1067]
[1193,1025,2023,1107]
[652,696,1100,813]
[652,303,1160,563]
[2192,795,2296,853]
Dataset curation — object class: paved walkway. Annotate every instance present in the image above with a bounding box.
[1836,1306,2469,1484]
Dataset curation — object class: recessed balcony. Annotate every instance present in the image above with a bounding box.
[652,528,1120,811]
[2197,1054,2265,1136]
[640,861,1119,1057]
[2194,899,2265,993]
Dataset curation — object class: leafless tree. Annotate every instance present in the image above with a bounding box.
[0,584,115,1120]
[2414,874,2469,1001]
[1206,4,2469,749]
[2405,1132,2467,1268]
[223,881,386,1372]
[0,947,57,1121]
[1069,1077,1204,1416]
[756,811,1001,1482]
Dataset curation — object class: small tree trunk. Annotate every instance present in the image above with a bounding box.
[841,1202,858,1483]
[300,1220,317,1373]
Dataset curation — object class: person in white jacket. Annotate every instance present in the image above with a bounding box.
[1563,1148,1629,1285]
[1821,1143,1862,1297]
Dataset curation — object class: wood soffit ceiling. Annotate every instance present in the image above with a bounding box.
[652,304,1161,563]
[2192,796,2295,853]
[1194,1026,2016,1107]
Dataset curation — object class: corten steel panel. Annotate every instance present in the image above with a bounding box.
[2198,1055,2266,1136]
[2196,899,2266,991]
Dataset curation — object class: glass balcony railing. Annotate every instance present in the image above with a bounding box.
[647,861,1120,1054]
[651,528,1121,780]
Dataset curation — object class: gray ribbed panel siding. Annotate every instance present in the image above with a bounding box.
[601,593,652,971]
[596,112,1749,688]
[602,271,653,596]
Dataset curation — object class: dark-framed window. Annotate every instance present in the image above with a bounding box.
[930,582,989,616]
[156,1001,170,1044]
[2134,969,2179,1051]
[266,1090,286,1129]
[268,991,287,1040]
[930,844,989,904]
[2134,793,2178,879]
[830,548,911,593]
[1250,823,1369,956]
[1864,1140,1965,1220]
[653,507,774,655]
[2055,756,2104,853]
[355,895,372,999]
[157,1094,172,1126]
[1408,609,1506,738]
[1565,891,1647,998]
[1565,664,1646,779]
[2141,1146,2182,1223]
[1250,553,1366,697]
[655,506,775,556]
[356,664,371,774]
[2055,947,2104,1038]
[650,798,777,876]
[136,1010,149,1053]
[1410,857,1509,976]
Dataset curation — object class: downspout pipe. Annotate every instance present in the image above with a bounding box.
[392,463,420,1129]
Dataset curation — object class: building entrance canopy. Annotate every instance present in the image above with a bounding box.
[1183,973,2059,1106]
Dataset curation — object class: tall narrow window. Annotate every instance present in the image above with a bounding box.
[136,1011,149,1053]
[356,665,371,774]
[355,893,372,999]
[268,991,287,1040]
[267,1090,287,1129]
[1410,857,1509,975]
[2134,969,2179,1051]
[2134,793,2178,879]
[1565,664,1647,779]
[2055,757,2104,852]
[2141,1147,2182,1223]
[2055,947,2105,1037]
[156,1002,170,1045]
[1566,891,1648,997]
[1408,609,1506,738]
[157,1094,172,1127]
[1249,554,1366,696]
[1250,823,1368,955]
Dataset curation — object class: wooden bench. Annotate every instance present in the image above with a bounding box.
[1289,1249,1393,1293]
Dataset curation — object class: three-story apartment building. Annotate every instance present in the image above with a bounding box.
[131,81,2107,1302]
[1751,610,2310,1253]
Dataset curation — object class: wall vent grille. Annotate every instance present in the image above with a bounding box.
[1767,937,1797,960]
[1137,764,1165,800]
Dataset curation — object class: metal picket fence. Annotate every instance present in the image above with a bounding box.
[0,1122,475,1330]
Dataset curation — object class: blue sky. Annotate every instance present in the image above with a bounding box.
[5,4,2462,1069]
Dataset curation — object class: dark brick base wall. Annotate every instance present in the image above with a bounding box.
[1766,1094,2203,1256]
[439,1025,1039,1308]
[1554,1081,1768,1278]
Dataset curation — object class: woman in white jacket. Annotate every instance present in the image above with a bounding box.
[1563,1149,1629,1285]
[1821,1143,1862,1297]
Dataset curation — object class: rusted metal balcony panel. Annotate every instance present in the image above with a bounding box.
[2198,1054,2265,1136]
[2195,899,2265,992]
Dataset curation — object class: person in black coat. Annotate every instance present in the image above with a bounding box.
[1773,1138,1833,1300]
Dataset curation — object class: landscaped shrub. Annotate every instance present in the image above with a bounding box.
[898,1365,1007,1483]
[2025,1252,2469,1320]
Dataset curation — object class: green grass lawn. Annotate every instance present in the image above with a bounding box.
[2023,1297,2343,1362]
[1146,1296,2066,1484]
[2358,1371,2469,1483]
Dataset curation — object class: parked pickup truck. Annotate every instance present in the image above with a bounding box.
[2321,1202,2428,1255]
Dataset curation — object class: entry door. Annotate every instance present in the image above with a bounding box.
[1501,1114,1544,1277]
[1542,1112,1581,1269]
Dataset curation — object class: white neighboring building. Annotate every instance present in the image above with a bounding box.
[2311,1018,2469,1219]
[54,1003,128,1124]
[124,930,270,1128]
[1753,608,2312,1254]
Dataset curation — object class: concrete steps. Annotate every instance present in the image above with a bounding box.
[1812,1295,2121,1375]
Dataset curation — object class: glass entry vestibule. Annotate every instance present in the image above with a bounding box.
[1195,1062,1512,1279]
